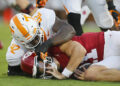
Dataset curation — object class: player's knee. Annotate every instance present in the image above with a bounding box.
[6,55,21,66]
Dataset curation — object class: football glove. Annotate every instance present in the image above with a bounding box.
[110,10,120,30]
[36,0,48,8]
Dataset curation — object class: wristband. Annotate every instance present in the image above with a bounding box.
[62,68,73,78]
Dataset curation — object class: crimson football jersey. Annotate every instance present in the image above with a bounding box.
[49,32,105,69]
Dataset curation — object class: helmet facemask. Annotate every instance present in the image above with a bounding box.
[25,29,44,49]
[33,56,57,79]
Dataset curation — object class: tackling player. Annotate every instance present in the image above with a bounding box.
[6,8,76,75]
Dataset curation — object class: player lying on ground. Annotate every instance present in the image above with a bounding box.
[6,8,76,75]
[22,30,120,81]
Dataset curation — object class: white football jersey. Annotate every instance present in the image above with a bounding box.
[6,8,56,66]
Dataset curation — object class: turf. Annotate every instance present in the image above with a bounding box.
[0,22,120,86]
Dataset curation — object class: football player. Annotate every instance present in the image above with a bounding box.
[21,30,120,81]
[6,8,76,75]
[61,0,114,34]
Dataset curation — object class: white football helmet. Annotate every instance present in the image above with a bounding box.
[9,13,44,49]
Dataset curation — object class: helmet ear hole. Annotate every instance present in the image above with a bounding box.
[22,18,24,21]
[12,26,14,29]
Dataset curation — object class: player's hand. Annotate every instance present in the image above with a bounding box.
[46,67,66,79]
[35,43,48,54]
[73,67,86,80]
[110,10,120,30]
[110,10,119,21]
[35,39,53,55]
[36,0,48,8]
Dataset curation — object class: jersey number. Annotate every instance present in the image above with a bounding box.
[10,44,20,54]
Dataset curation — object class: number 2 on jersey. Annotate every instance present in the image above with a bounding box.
[10,44,20,54]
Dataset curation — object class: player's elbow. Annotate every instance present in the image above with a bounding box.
[6,54,21,66]
[72,41,87,59]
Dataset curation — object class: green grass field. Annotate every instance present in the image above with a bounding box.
[0,22,120,86]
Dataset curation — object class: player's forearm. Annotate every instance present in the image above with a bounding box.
[66,46,86,72]
[60,41,86,78]
[35,23,76,54]
[51,24,76,45]
[85,67,120,81]
[91,69,120,81]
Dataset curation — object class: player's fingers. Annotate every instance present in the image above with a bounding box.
[74,69,83,75]
[46,70,53,75]
[80,73,84,78]
[83,67,87,71]
[74,74,80,79]
[46,67,53,70]
[74,74,84,80]
[75,69,83,73]
[78,76,85,80]
[46,67,54,72]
